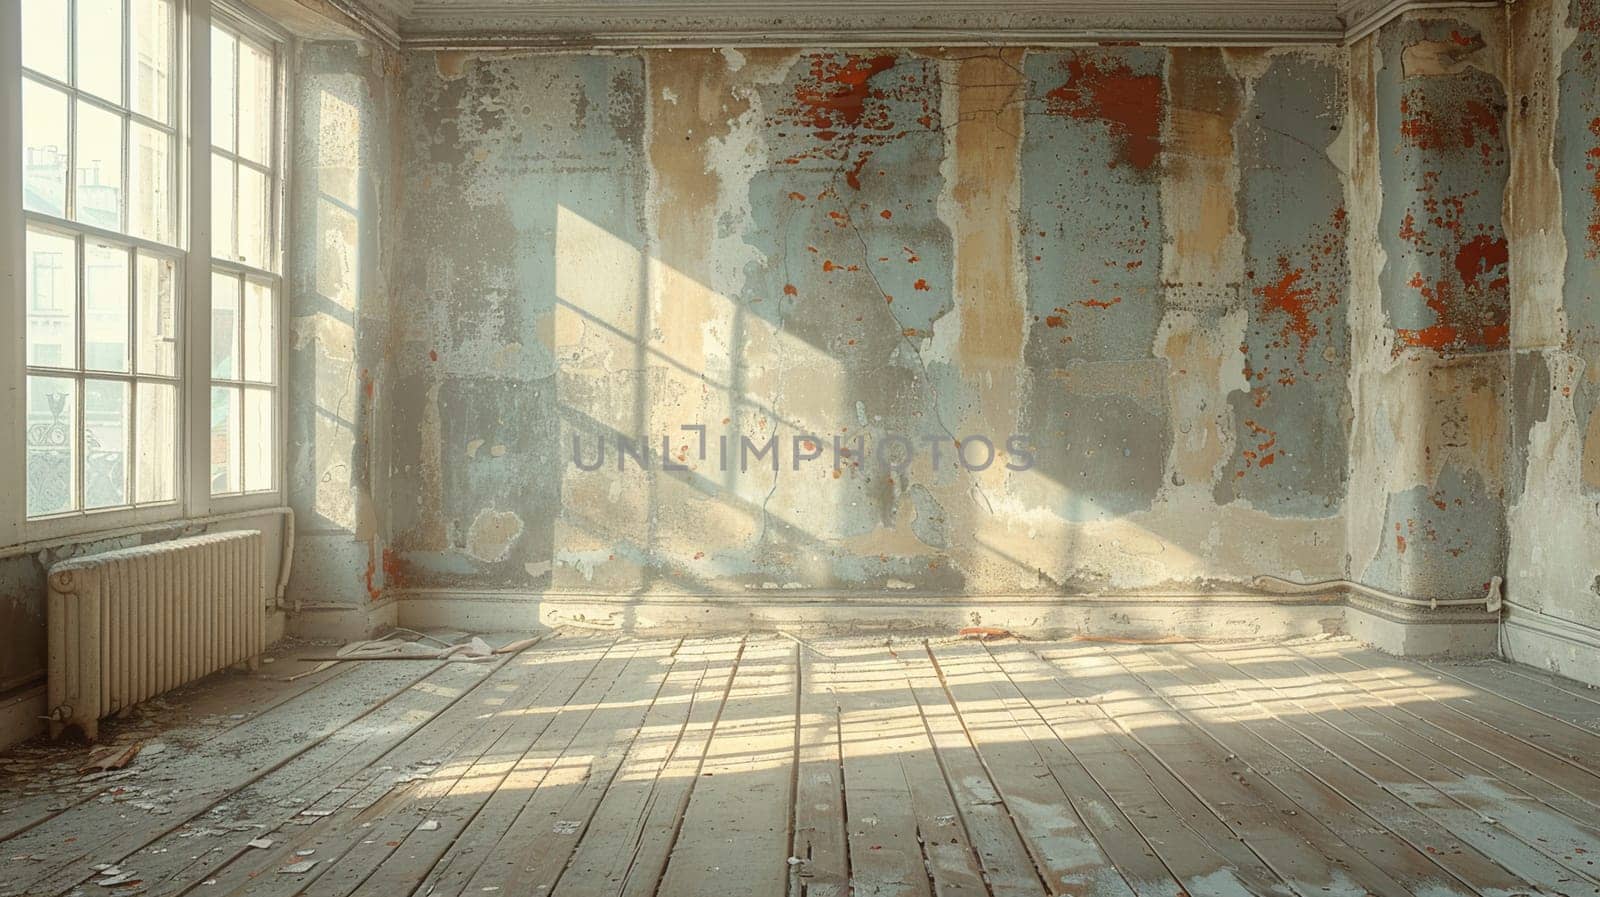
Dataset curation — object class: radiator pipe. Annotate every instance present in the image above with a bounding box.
[1253,574,1503,613]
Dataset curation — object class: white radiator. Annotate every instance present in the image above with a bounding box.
[47,530,265,741]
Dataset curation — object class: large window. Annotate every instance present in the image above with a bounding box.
[11,0,286,532]
[209,19,279,497]
[20,0,181,519]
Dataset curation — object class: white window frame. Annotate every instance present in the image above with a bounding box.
[206,3,286,511]
[1,0,289,545]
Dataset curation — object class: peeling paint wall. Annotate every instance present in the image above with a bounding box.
[1506,0,1600,654]
[340,44,1354,605]
[1346,11,1512,602]
[284,37,403,618]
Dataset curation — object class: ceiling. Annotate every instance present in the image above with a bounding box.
[339,0,1498,47]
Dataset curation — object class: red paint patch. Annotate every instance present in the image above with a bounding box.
[429,350,438,362]
[783,284,798,296]
[771,53,936,191]
[1078,297,1122,309]
[880,209,893,220]
[1588,117,1600,257]
[1043,54,1163,172]
[1255,263,1316,351]
[1398,89,1503,169]
[913,278,929,291]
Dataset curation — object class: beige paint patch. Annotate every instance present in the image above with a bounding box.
[466,508,525,564]
[951,49,1026,369]
[1160,47,1244,297]
[1508,0,1577,350]
[1401,35,1493,78]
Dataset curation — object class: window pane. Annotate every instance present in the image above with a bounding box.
[26,229,77,369]
[136,253,177,376]
[21,0,70,82]
[211,386,241,494]
[238,39,272,165]
[84,379,130,509]
[22,79,69,217]
[130,0,173,123]
[211,27,237,153]
[244,388,274,492]
[75,101,124,231]
[76,0,125,104]
[26,376,78,516]
[135,382,177,503]
[129,123,172,243]
[83,241,130,373]
[238,165,269,268]
[243,281,274,383]
[211,270,240,378]
[211,153,236,260]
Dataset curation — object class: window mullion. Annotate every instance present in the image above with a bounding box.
[1,0,24,547]
[184,0,212,518]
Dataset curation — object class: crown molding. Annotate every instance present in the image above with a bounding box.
[327,0,1503,49]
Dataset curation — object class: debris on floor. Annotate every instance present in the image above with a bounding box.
[78,742,142,774]
[278,860,317,874]
[958,627,1013,641]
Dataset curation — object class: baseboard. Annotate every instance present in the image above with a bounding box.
[1343,595,1499,657]
[394,589,1350,642]
[287,598,398,642]
[1501,603,1600,688]
[0,683,46,754]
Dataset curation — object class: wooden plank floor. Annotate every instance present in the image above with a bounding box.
[4,633,1600,897]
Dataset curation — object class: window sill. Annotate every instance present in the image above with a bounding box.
[2,501,291,561]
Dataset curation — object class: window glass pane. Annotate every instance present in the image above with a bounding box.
[26,229,77,369]
[211,153,236,260]
[22,79,69,217]
[238,164,269,268]
[84,379,130,509]
[211,270,240,378]
[244,388,273,492]
[83,241,130,373]
[76,0,124,104]
[130,0,173,123]
[136,253,177,376]
[238,39,272,166]
[75,101,124,231]
[26,376,78,516]
[135,381,177,503]
[129,123,172,243]
[210,27,236,153]
[21,0,70,82]
[243,281,274,383]
[211,386,241,494]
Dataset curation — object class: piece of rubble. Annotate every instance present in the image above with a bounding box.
[278,860,317,874]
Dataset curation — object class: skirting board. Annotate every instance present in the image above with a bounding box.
[288,598,398,642]
[0,683,46,754]
[1501,603,1600,688]
[395,590,1349,642]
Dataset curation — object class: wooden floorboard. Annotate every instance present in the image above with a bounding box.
[5,633,1600,897]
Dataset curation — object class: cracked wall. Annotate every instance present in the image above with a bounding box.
[283,37,403,626]
[1505,0,1600,671]
[1346,11,1512,603]
[339,44,1354,606]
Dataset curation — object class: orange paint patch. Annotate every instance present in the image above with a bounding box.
[783,284,798,296]
[913,278,929,291]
